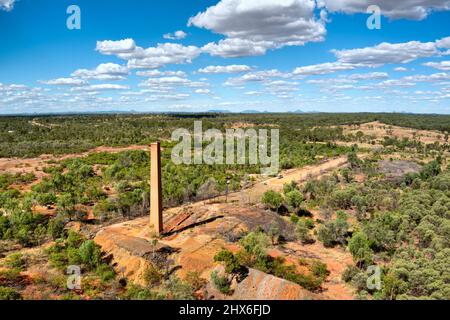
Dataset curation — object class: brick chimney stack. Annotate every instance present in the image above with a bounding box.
[150,142,163,235]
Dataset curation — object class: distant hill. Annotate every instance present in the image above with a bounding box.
[240,110,263,114]
[288,110,304,114]
[207,110,232,113]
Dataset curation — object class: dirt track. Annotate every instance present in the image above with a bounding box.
[224,155,349,204]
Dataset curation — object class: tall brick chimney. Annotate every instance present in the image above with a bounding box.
[150,142,163,235]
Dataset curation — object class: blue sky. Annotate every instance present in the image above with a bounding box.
[0,0,449,114]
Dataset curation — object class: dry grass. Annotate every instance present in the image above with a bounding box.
[340,121,447,144]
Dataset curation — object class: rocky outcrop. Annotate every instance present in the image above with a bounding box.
[234,268,319,300]
[95,226,172,286]
[206,266,319,300]
[378,160,422,182]
[93,215,228,286]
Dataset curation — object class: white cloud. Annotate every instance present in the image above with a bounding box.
[241,70,290,80]
[347,72,389,80]
[224,69,290,86]
[244,91,262,96]
[145,94,190,101]
[318,0,450,20]
[71,63,129,81]
[293,62,358,75]
[202,38,273,57]
[264,80,299,89]
[378,79,416,88]
[163,30,187,40]
[436,36,450,48]
[127,43,201,69]
[0,0,15,11]
[120,91,145,96]
[332,41,438,66]
[139,76,209,94]
[96,39,137,55]
[404,72,450,82]
[394,67,408,72]
[423,61,450,70]
[263,80,299,98]
[320,84,356,92]
[292,37,449,79]
[136,70,187,77]
[97,40,201,69]
[71,84,129,92]
[141,76,192,87]
[414,90,437,95]
[198,65,252,74]
[195,89,212,94]
[42,78,87,86]
[189,0,326,57]
[307,78,356,85]
[0,83,29,91]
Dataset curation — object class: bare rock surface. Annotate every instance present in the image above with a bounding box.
[233,268,319,300]
[205,266,319,300]
[378,160,422,181]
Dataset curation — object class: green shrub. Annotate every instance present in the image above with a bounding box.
[303,218,315,229]
[290,214,299,224]
[285,190,303,212]
[211,271,231,295]
[184,271,207,291]
[123,284,157,300]
[285,272,323,292]
[351,271,369,292]
[347,152,361,169]
[311,260,329,280]
[66,230,83,248]
[0,286,22,300]
[144,265,164,286]
[47,218,66,240]
[35,192,57,206]
[163,276,196,300]
[78,240,102,270]
[0,269,22,283]
[48,252,68,270]
[96,263,116,282]
[348,232,374,267]
[340,168,353,183]
[4,210,48,247]
[283,181,299,194]
[4,253,26,270]
[56,193,77,220]
[67,247,82,265]
[317,213,349,247]
[342,265,361,283]
[262,190,283,212]
[296,219,313,244]
[239,232,269,263]
[214,250,241,274]
[0,214,10,239]
[420,160,441,180]
[330,188,356,209]
[268,222,281,245]
[93,199,117,220]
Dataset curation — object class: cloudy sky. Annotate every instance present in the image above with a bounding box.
[0,0,450,114]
